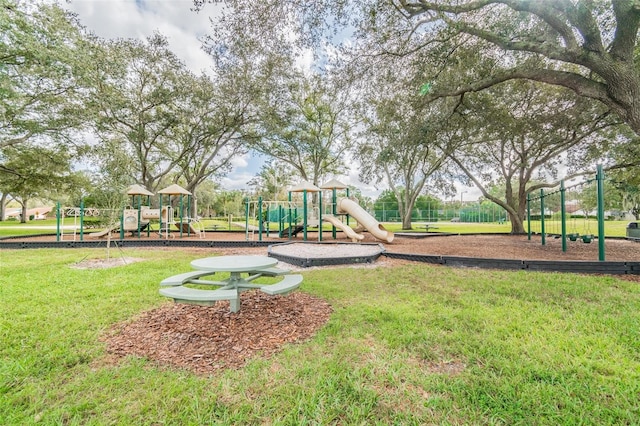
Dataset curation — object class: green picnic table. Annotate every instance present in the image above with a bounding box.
[159,255,302,313]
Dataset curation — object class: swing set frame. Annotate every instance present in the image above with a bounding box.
[526,165,606,261]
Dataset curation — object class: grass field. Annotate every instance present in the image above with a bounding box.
[1,248,639,424]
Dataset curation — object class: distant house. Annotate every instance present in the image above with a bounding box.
[5,206,53,220]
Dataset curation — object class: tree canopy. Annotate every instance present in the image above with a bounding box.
[392,1,640,135]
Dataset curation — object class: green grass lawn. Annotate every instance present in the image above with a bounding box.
[1,248,639,424]
[385,219,633,237]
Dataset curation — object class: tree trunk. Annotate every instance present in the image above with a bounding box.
[402,211,413,230]
[0,193,7,221]
[20,201,28,224]
[509,212,526,234]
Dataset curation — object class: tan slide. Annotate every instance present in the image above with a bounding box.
[322,215,365,242]
[337,198,394,243]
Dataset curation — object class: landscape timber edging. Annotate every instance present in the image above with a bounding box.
[383,252,640,275]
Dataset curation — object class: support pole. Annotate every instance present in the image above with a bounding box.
[332,188,337,239]
[258,196,263,241]
[56,202,61,242]
[244,198,250,241]
[560,180,567,252]
[79,199,85,242]
[137,195,142,238]
[540,189,546,246]
[159,196,163,239]
[119,208,124,240]
[345,187,350,226]
[303,190,308,241]
[288,192,293,240]
[186,195,191,237]
[147,195,151,237]
[318,191,323,242]
[179,195,184,238]
[527,194,531,241]
[597,164,606,261]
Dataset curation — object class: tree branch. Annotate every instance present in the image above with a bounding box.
[425,67,621,116]
[609,0,640,61]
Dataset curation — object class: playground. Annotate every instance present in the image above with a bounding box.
[11,227,640,264]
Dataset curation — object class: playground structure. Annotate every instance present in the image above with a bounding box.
[526,165,606,261]
[53,179,392,244]
[244,178,394,243]
[56,184,205,242]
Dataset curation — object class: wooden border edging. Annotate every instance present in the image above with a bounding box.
[383,252,640,275]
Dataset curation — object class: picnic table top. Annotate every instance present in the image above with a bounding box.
[190,255,277,273]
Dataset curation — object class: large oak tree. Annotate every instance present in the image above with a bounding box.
[395,0,640,135]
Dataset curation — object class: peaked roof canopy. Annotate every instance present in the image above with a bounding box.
[158,184,191,195]
[320,178,348,190]
[126,184,154,196]
[289,181,321,192]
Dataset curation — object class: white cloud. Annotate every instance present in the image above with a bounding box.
[230,153,249,169]
[220,172,254,191]
[64,0,219,74]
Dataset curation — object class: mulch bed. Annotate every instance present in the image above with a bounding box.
[102,291,332,374]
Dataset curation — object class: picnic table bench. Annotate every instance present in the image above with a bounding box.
[416,223,439,232]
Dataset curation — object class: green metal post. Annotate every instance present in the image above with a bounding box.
[56,202,61,242]
[258,196,263,241]
[560,180,567,252]
[266,202,270,237]
[597,164,606,261]
[168,195,172,238]
[527,194,531,240]
[332,188,337,239]
[186,195,191,237]
[79,199,85,241]
[303,190,308,241]
[540,189,546,245]
[345,187,350,226]
[158,196,163,239]
[244,198,250,241]
[318,191,323,242]
[147,195,151,237]
[179,196,184,238]
[137,195,142,238]
[288,192,293,240]
[119,208,124,240]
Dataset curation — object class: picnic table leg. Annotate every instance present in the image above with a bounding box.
[230,298,240,313]
[229,272,242,313]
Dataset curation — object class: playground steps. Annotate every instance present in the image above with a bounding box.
[279,225,304,238]
[259,274,303,296]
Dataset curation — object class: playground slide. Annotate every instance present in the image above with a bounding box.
[174,221,205,238]
[89,225,119,238]
[322,215,365,242]
[337,198,395,243]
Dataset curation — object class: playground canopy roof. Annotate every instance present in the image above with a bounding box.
[289,181,321,192]
[320,178,348,190]
[126,184,154,196]
[158,184,191,195]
